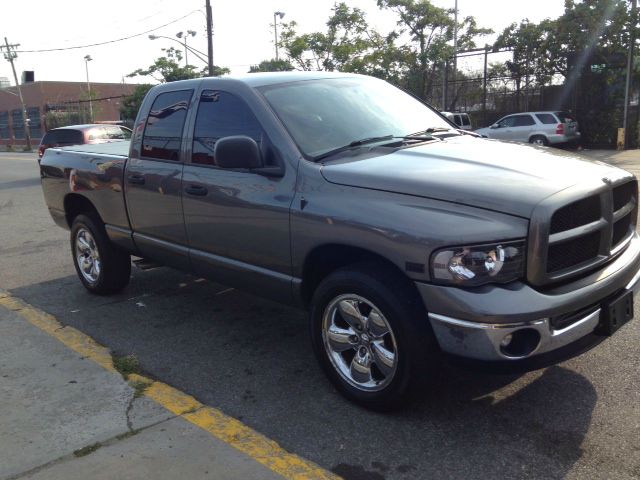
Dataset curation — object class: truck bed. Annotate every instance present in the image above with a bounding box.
[40,141,131,234]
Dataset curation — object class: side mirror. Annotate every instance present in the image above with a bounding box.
[490,124,499,129]
[214,135,263,169]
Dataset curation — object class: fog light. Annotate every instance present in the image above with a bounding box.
[500,333,513,348]
[499,328,541,358]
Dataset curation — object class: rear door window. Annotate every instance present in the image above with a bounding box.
[535,113,557,124]
[192,90,263,166]
[461,115,471,126]
[142,89,193,161]
[513,115,535,127]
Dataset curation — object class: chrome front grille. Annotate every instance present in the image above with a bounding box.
[527,177,638,286]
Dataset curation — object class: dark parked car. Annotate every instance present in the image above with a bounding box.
[38,124,132,160]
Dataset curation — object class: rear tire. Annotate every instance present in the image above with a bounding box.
[309,262,440,410]
[529,135,548,146]
[70,214,131,294]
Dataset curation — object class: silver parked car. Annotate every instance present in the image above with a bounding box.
[440,111,473,131]
[475,111,581,146]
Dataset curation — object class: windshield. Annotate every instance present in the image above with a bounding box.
[259,76,452,158]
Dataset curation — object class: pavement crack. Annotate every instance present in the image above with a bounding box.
[5,416,177,480]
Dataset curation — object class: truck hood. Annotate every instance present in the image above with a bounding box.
[320,136,622,218]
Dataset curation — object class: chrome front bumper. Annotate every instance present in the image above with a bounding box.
[429,309,602,361]
[421,236,640,361]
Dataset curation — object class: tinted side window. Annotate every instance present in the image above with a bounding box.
[48,129,83,144]
[535,113,557,124]
[513,115,535,127]
[498,116,516,128]
[142,90,192,161]
[192,90,263,166]
[461,115,471,126]
[453,115,462,125]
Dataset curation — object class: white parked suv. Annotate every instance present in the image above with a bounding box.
[440,111,473,131]
[475,111,581,146]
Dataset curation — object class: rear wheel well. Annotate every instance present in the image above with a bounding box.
[64,194,101,228]
[529,134,548,145]
[300,245,418,308]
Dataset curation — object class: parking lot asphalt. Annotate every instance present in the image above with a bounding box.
[1,149,639,480]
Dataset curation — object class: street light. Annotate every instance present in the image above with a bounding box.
[84,55,93,122]
[273,11,285,61]
[148,34,208,65]
[175,30,197,66]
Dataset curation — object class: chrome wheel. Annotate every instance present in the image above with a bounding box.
[531,137,546,145]
[321,294,398,392]
[75,228,101,284]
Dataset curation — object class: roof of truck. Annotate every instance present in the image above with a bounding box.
[226,71,362,87]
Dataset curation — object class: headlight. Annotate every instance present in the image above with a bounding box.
[430,240,526,286]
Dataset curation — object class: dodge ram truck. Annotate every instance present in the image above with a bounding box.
[40,72,640,409]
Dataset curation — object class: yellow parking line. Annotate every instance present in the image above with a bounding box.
[0,290,340,480]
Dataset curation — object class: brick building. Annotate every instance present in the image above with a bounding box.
[0,81,137,146]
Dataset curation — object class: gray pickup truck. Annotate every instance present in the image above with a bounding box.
[40,72,640,409]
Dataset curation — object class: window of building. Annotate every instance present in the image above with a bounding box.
[11,109,24,139]
[192,90,263,166]
[141,89,192,161]
[0,112,9,139]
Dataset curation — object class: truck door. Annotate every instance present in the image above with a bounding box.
[125,88,194,270]
[181,89,296,303]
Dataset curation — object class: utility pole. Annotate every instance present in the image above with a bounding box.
[482,45,489,125]
[1,37,32,151]
[274,11,285,61]
[451,0,458,110]
[84,55,93,122]
[206,0,214,76]
[623,0,637,149]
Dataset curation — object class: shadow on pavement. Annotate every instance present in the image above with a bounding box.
[11,267,597,480]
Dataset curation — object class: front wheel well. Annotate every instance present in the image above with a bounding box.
[64,194,101,228]
[300,244,419,308]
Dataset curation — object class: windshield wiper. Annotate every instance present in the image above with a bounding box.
[407,127,452,136]
[314,135,396,161]
[314,133,439,162]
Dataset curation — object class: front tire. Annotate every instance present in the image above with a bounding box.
[310,263,440,410]
[70,214,131,294]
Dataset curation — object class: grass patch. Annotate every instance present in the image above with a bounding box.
[73,442,101,457]
[129,379,151,399]
[112,354,140,380]
[116,429,139,441]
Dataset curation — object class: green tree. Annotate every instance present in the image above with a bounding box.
[127,48,201,83]
[278,3,394,74]
[494,19,556,110]
[377,0,491,102]
[249,58,294,73]
[120,84,153,122]
[127,47,229,83]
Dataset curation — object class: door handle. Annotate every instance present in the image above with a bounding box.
[127,174,145,185]
[185,184,208,196]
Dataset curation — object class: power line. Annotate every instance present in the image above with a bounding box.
[15,10,202,53]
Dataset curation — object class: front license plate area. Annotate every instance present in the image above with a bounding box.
[599,290,634,335]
